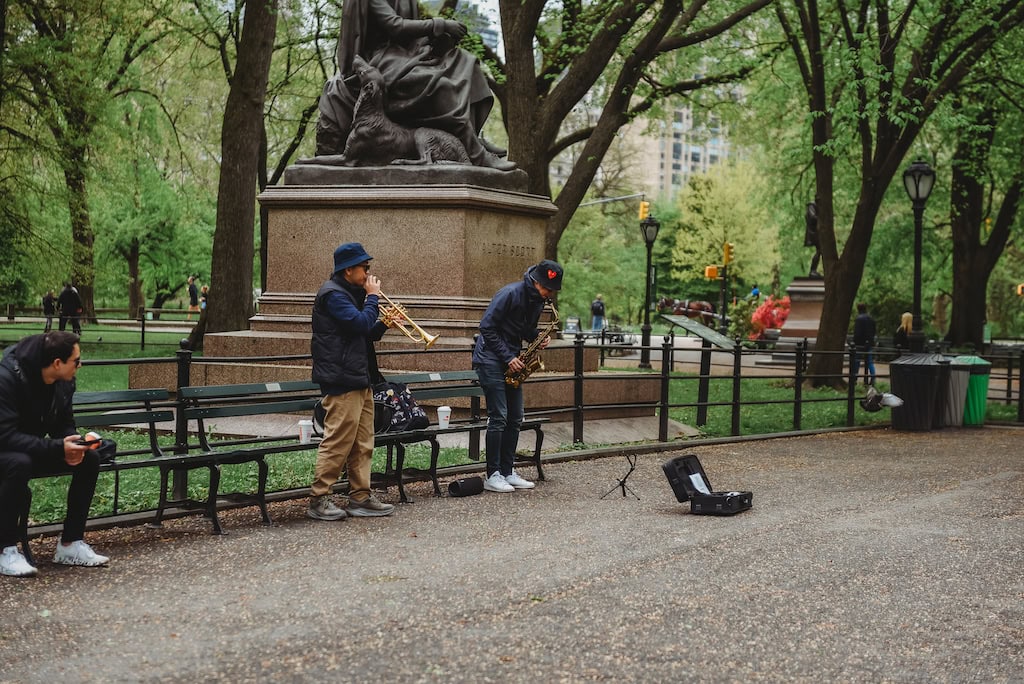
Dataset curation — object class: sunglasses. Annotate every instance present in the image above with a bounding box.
[67,356,82,368]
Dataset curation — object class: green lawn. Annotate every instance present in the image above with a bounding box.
[665,373,893,438]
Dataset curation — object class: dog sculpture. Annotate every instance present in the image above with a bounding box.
[336,55,471,167]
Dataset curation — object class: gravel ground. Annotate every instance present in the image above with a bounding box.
[2,427,1022,683]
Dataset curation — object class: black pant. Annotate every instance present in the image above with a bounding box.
[59,315,81,335]
[0,449,99,548]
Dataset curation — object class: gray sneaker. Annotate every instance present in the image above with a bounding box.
[346,495,395,517]
[307,495,347,521]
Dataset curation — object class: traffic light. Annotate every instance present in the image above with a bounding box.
[638,201,650,220]
[1017,282,1024,296]
[723,242,734,265]
[704,265,719,279]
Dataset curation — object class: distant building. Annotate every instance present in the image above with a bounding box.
[549,101,735,202]
[621,106,734,202]
[423,1,499,51]
[478,26,499,51]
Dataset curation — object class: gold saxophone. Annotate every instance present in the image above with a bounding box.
[505,303,560,388]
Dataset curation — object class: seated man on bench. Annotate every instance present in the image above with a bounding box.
[0,331,109,578]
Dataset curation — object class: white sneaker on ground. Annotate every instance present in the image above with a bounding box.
[504,470,535,489]
[53,540,109,567]
[1,545,38,577]
[483,472,515,493]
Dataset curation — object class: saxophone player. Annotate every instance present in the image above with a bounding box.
[473,260,563,493]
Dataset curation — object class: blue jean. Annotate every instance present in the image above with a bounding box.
[474,362,523,477]
[591,315,605,331]
[851,346,876,383]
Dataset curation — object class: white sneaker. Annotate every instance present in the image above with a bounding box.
[483,472,515,493]
[53,540,109,567]
[1,545,37,577]
[505,470,535,489]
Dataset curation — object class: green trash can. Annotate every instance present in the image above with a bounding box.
[954,355,992,427]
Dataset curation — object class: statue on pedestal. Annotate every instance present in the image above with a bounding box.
[308,0,514,171]
[805,200,822,278]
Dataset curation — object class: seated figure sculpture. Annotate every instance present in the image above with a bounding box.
[313,0,514,171]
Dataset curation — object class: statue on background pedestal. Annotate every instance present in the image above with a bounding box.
[805,200,822,278]
[307,0,514,171]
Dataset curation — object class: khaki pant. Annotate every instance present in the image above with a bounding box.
[310,388,375,500]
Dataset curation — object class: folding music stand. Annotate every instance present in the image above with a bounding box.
[601,453,639,500]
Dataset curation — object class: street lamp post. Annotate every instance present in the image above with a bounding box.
[902,159,935,353]
[639,215,660,369]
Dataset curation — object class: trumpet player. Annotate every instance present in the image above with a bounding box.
[308,242,395,521]
[473,259,563,493]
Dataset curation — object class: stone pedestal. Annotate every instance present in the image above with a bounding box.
[201,174,594,374]
[778,277,826,343]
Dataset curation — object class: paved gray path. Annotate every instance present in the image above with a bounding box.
[2,427,1022,683]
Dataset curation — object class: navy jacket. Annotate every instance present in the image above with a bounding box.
[0,335,77,458]
[311,276,386,395]
[473,272,546,367]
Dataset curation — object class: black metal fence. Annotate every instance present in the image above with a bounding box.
[24,335,1022,535]
[2,306,196,351]
[88,334,1024,450]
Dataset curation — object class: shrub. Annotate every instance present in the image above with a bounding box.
[749,296,791,340]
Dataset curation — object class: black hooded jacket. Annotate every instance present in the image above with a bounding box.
[472,271,546,366]
[0,335,76,458]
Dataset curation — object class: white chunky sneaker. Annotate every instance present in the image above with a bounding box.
[53,540,109,567]
[484,472,515,493]
[504,470,535,489]
[1,545,38,577]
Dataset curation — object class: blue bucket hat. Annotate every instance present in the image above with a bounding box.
[529,259,563,291]
[333,242,373,273]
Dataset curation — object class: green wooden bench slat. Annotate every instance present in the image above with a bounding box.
[77,409,174,428]
[413,387,484,401]
[74,388,170,406]
[386,371,480,385]
[183,398,318,420]
[179,381,319,399]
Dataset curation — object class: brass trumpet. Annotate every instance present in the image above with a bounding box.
[378,293,439,349]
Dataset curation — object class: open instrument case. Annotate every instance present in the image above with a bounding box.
[662,454,752,516]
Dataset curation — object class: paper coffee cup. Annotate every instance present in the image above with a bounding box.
[437,406,452,429]
[298,419,314,444]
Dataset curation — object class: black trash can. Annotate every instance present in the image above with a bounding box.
[890,354,945,431]
[931,358,951,429]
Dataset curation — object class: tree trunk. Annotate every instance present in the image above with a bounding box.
[64,145,97,324]
[206,0,278,335]
[127,237,143,317]
[946,104,1021,348]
